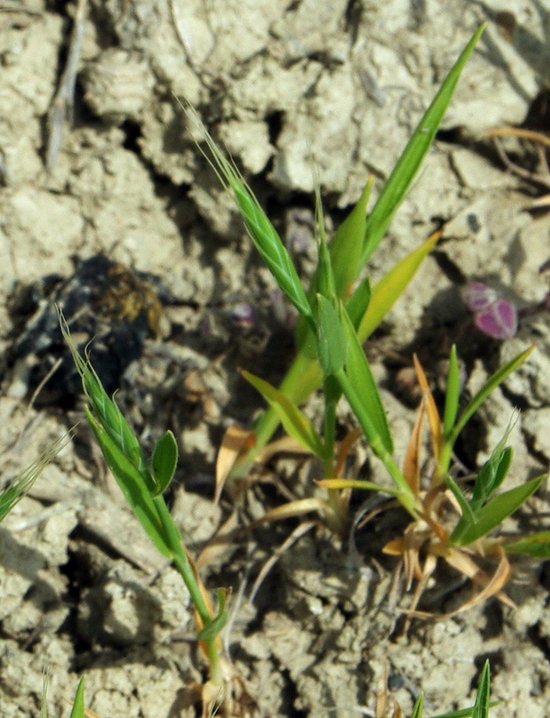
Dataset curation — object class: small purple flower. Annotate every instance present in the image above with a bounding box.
[462,282,518,340]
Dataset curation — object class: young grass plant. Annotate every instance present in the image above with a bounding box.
[181,24,487,483]
[184,24,548,613]
[57,309,235,716]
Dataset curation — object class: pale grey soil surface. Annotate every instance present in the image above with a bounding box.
[0,1,549,717]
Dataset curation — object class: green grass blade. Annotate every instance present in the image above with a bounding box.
[447,346,535,452]
[470,446,513,513]
[316,294,347,376]
[315,183,337,300]
[361,24,486,264]
[472,661,491,718]
[346,277,371,329]
[197,588,228,642]
[69,677,85,718]
[317,477,397,494]
[329,179,373,297]
[429,661,494,718]
[446,473,476,526]
[451,474,545,545]
[505,529,550,557]
[443,344,460,436]
[58,308,150,482]
[59,313,224,684]
[152,430,179,496]
[340,305,393,454]
[41,671,49,718]
[430,705,487,718]
[357,230,441,340]
[411,694,424,718]
[242,370,326,459]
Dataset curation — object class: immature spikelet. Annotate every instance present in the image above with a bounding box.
[57,307,150,483]
[0,432,72,522]
[181,101,312,322]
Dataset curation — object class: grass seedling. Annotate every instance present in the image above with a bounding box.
[57,309,237,716]
[182,24,487,481]
[183,23,548,613]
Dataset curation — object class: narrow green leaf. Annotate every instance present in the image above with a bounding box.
[69,677,85,718]
[446,473,476,526]
[242,370,326,458]
[60,311,219,654]
[472,661,491,718]
[443,344,460,436]
[451,475,544,545]
[470,446,513,513]
[448,346,535,449]
[197,588,228,642]
[358,230,441,340]
[340,306,393,454]
[316,294,347,376]
[411,694,424,718]
[430,708,478,718]
[362,24,486,264]
[252,230,441,463]
[505,529,550,557]
[346,277,371,330]
[430,701,498,718]
[430,666,497,718]
[315,184,337,301]
[152,430,179,496]
[317,477,397,494]
[295,183,371,357]
[41,672,49,718]
[329,179,373,297]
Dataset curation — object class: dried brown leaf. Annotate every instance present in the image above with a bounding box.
[413,354,443,474]
[250,497,327,527]
[215,425,256,503]
[402,397,425,496]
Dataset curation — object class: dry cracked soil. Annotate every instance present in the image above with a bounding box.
[1,1,550,716]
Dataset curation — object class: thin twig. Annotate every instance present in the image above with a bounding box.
[484,126,550,149]
[248,520,316,603]
[45,0,88,172]
[493,137,550,190]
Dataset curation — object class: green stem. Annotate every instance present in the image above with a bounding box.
[155,498,223,686]
[334,369,419,519]
[438,440,454,481]
[322,380,337,476]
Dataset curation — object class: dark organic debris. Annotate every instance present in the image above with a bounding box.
[8,254,168,406]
